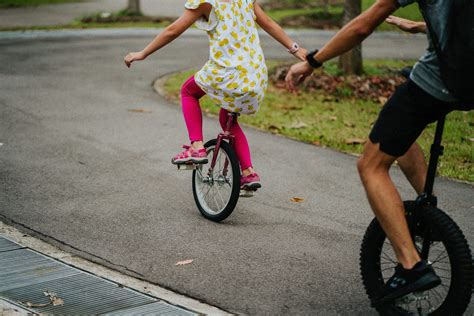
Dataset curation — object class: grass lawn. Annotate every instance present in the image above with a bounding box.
[163,61,473,182]
[267,0,423,31]
[0,0,83,8]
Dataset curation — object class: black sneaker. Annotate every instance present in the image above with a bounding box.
[372,260,441,307]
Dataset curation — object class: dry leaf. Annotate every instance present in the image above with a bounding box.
[288,121,308,129]
[268,125,281,134]
[20,301,50,308]
[128,108,152,113]
[44,290,64,306]
[175,259,194,266]
[378,97,388,105]
[312,141,321,146]
[329,116,338,121]
[345,138,367,145]
[465,137,474,142]
[344,121,355,128]
[290,197,305,203]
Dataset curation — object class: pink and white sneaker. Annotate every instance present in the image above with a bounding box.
[240,173,261,190]
[171,145,208,165]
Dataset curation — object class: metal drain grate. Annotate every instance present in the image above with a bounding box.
[0,236,197,315]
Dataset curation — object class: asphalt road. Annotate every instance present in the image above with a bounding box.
[0,0,187,27]
[0,29,472,315]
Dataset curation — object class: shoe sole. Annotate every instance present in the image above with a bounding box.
[241,182,261,190]
[373,273,441,307]
[172,158,208,165]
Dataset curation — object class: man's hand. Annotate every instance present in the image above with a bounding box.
[292,47,308,62]
[385,16,426,33]
[124,51,146,68]
[285,62,313,92]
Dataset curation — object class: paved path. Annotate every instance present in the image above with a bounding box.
[0,0,187,28]
[0,29,472,315]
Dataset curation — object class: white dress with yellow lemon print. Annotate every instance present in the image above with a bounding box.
[185,0,267,114]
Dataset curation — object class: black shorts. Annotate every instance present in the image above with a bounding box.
[369,80,457,157]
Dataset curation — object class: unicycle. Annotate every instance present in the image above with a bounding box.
[177,112,256,222]
[360,114,474,315]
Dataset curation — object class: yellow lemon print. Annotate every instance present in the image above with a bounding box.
[216,77,224,82]
[212,69,218,75]
[238,55,244,61]
[235,42,241,48]
[243,77,249,83]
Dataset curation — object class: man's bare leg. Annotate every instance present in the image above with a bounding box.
[358,140,421,269]
[397,142,427,195]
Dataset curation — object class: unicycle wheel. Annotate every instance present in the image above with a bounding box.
[360,201,474,315]
[192,139,240,222]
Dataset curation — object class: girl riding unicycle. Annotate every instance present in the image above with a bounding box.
[125,0,307,221]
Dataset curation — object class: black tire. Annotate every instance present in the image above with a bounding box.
[192,139,240,222]
[360,201,473,315]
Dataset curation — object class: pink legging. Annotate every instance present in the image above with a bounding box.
[181,75,252,171]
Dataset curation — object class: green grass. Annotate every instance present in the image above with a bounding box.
[267,0,423,31]
[163,61,473,182]
[0,0,82,8]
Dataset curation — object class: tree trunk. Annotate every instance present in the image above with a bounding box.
[127,0,141,15]
[323,0,329,15]
[338,0,363,75]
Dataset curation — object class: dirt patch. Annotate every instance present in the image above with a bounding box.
[270,64,406,103]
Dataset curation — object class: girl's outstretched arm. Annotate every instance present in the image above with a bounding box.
[124,4,211,68]
[253,2,307,61]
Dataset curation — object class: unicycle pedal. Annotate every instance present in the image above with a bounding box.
[177,163,198,171]
[240,188,257,198]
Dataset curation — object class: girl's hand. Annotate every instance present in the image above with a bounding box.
[285,61,313,93]
[124,51,146,68]
[293,47,308,62]
[385,16,426,34]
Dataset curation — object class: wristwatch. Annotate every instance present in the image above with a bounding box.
[306,49,323,69]
[288,42,300,54]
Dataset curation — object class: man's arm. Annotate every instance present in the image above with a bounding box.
[285,0,399,90]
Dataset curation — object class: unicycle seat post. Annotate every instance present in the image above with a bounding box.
[420,114,447,204]
[209,112,239,173]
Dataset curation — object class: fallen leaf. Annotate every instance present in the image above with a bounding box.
[268,125,281,133]
[344,121,355,128]
[378,97,388,105]
[175,259,194,266]
[464,137,474,142]
[44,290,64,306]
[345,138,367,145]
[128,108,152,113]
[290,197,305,203]
[20,301,50,308]
[288,121,308,129]
[329,116,338,121]
[312,141,321,146]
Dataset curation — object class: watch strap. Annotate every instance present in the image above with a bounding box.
[306,49,323,69]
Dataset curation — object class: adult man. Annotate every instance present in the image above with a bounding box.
[285,0,462,306]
